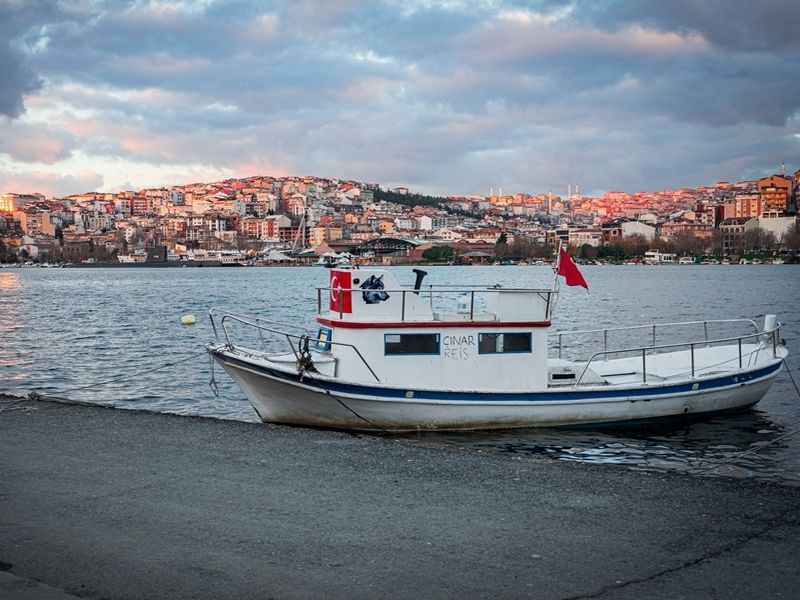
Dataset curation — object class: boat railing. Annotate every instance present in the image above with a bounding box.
[208,308,381,382]
[316,285,555,321]
[550,318,760,359]
[571,321,782,387]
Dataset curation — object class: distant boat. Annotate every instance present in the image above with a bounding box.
[644,250,676,265]
[117,253,146,263]
[315,252,353,268]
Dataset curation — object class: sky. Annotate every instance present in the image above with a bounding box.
[1,0,798,199]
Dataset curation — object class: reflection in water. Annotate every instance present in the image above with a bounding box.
[0,271,21,291]
[401,409,799,486]
[0,272,32,380]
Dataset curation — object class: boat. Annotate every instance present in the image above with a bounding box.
[315,252,353,268]
[644,250,677,265]
[207,259,788,432]
[117,252,146,263]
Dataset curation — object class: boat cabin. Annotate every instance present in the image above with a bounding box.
[314,268,555,391]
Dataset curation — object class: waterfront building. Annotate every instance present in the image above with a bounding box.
[568,228,603,248]
[601,219,656,244]
[719,217,757,255]
[756,213,798,243]
[659,220,713,242]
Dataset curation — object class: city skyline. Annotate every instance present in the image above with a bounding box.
[1,1,799,199]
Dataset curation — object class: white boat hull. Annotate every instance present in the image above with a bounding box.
[210,346,787,431]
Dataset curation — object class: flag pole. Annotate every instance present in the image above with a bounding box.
[549,242,562,319]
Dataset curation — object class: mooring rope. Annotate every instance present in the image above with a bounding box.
[24,350,209,404]
[8,343,798,473]
[686,357,800,477]
[299,367,389,434]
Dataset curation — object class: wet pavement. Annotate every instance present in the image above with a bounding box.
[2,397,799,599]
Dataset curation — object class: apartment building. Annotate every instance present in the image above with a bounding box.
[758,175,792,214]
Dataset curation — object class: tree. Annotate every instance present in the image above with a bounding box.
[510,237,535,259]
[373,188,449,209]
[742,228,777,254]
[671,231,704,256]
[618,234,648,258]
[598,243,626,261]
[782,221,800,252]
[495,233,509,258]
[531,240,554,259]
[762,230,778,253]
[421,245,455,262]
[708,229,724,257]
[578,243,597,260]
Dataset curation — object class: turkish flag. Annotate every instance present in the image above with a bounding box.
[558,247,588,289]
[329,269,352,313]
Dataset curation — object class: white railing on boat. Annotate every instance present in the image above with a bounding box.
[551,319,761,359]
[208,308,382,382]
[316,285,555,321]
[551,319,782,387]
[210,307,782,390]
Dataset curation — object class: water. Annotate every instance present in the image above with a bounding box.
[1,264,799,484]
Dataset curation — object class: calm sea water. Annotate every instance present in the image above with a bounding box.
[1,264,799,485]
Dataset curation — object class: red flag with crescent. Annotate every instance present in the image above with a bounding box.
[329,269,352,313]
[558,247,588,289]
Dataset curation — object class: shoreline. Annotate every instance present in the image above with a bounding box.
[2,397,799,599]
[2,259,797,269]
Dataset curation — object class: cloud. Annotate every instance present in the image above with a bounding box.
[0,121,75,164]
[0,0,798,198]
[0,167,104,198]
[571,0,800,53]
[0,1,47,117]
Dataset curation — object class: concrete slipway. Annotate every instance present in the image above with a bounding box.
[1,397,799,600]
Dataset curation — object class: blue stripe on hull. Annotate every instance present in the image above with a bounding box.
[211,349,783,404]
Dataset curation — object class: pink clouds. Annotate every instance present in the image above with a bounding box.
[0,0,796,199]
[0,168,103,197]
[0,123,74,164]
[106,53,212,79]
[462,11,708,65]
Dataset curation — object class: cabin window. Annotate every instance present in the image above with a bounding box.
[384,333,440,355]
[478,332,532,354]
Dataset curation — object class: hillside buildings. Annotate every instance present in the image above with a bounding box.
[1,168,798,263]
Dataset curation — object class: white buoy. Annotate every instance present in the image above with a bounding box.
[181,314,197,326]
